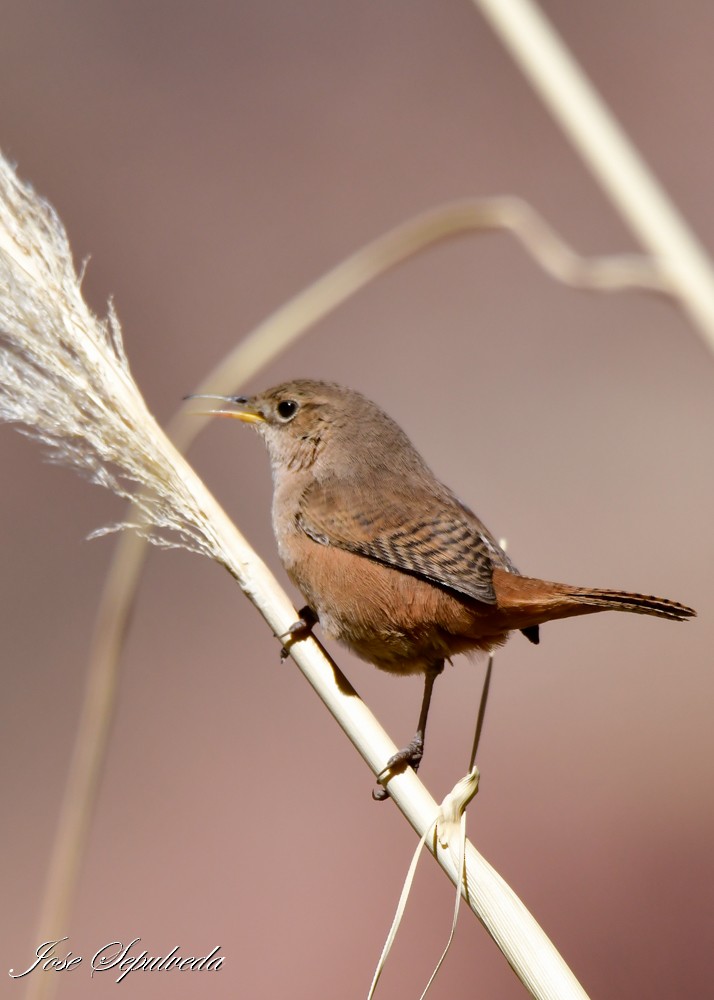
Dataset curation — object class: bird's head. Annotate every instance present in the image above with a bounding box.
[187,379,423,481]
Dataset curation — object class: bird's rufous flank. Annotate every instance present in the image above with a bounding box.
[192,380,695,798]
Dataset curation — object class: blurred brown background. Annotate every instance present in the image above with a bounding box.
[1,2,712,998]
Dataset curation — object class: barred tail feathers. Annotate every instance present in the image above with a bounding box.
[492,568,695,626]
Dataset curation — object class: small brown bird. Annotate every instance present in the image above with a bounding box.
[194,380,695,797]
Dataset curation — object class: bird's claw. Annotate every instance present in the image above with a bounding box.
[372,737,424,801]
[278,606,318,661]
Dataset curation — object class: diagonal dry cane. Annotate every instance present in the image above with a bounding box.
[10,184,675,1000]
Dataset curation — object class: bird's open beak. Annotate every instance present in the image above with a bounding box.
[183,393,266,423]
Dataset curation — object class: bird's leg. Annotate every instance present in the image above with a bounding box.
[373,659,445,801]
[279,605,318,661]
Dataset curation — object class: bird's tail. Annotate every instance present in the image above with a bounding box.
[492,567,696,627]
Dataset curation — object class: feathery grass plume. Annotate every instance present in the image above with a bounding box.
[0,154,221,556]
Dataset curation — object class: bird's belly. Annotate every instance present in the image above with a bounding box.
[279,532,510,675]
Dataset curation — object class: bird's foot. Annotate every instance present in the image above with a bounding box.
[373,736,424,801]
[279,606,318,661]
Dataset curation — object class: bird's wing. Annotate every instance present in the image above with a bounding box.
[298,479,515,605]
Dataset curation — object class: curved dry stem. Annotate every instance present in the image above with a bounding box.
[33,197,671,995]
[173,197,669,458]
[5,182,668,1000]
[475,0,714,350]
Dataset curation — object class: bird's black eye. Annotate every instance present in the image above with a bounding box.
[276,399,299,421]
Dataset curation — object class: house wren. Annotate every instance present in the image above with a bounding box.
[192,379,695,798]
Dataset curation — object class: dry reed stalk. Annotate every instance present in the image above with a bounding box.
[0,155,595,1000]
[18,187,671,1000]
